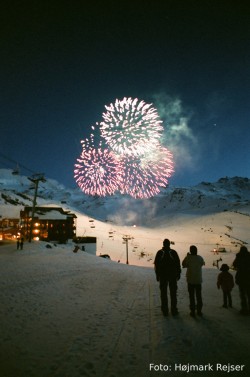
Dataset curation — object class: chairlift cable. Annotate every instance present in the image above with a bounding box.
[0,152,36,174]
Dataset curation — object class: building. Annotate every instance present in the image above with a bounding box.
[20,206,77,243]
[0,217,20,240]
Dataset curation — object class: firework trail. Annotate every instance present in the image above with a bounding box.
[119,146,174,199]
[99,97,163,156]
[74,135,123,196]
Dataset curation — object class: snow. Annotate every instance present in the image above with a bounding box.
[1,169,250,376]
[1,239,250,376]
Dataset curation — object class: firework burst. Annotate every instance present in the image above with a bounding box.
[99,97,163,156]
[118,146,174,199]
[74,136,123,196]
[74,98,175,198]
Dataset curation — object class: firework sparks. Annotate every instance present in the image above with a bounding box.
[74,98,175,198]
[99,97,163,156]
[118,146,174,199]
[74,137,123,196]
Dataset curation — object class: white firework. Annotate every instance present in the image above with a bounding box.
[99,97,163,156]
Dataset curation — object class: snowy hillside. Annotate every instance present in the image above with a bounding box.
[1,168,250,266]
[1,170,250,376]
[1,168,250,221]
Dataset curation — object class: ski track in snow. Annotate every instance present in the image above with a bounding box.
[1,243,250,377]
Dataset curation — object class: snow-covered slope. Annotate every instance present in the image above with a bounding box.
[1,169,250,376]
[1,168,250,222]
[1,241,250,377]
[1,169,250,266]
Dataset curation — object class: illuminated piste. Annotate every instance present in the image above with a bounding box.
[74,97,174,199]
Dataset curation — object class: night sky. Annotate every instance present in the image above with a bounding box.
[1,0,249,190]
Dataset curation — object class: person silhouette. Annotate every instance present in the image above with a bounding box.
[154,239,181,316]
[20,237,24,250]
[182,245,205,317]
[217,264,234,308]
[233,246,250,315]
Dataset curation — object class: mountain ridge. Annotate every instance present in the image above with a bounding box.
[0,169,250,226]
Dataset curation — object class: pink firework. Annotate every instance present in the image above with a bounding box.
[118,146,174,199]
[99,97,163,156]
[74,139,123,196]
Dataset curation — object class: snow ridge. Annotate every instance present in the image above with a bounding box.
[0,169,249,226]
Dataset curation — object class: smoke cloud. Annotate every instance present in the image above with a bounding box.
[152,93,199,173]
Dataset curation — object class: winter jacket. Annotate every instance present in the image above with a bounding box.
[154,247,181,281]
[182,254,205,284]
[233,250,250,286]
[217,271,234,292]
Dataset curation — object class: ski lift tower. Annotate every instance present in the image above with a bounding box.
[122,235,133,265]
[28,173,46,242]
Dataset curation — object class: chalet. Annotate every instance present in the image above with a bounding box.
[20,206,77,243]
